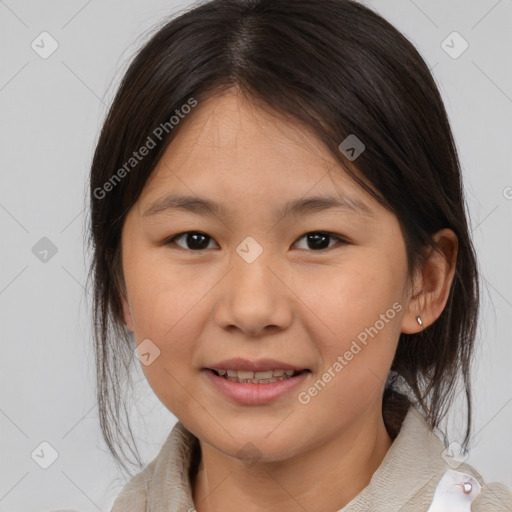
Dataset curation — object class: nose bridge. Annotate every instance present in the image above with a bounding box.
[215,235,292,335]
[231,235,278,300]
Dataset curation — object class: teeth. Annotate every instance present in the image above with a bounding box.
[254,371,273,379]
[213,368,300,383]
[237,370,255,380]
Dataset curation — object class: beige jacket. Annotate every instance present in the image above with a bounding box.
[110,406,512,511]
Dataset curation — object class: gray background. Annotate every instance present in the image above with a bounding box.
[1,0,511,510]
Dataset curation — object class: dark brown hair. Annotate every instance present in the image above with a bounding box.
[86,0,480,475]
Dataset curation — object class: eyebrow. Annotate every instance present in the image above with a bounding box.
[142,192,374,219]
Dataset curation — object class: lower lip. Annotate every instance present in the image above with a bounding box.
[203,369,309,405]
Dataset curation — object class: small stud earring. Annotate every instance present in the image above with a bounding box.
[416,316,423,326]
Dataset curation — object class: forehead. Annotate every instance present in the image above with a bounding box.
[138,88,375,214]
[170,89,324,158]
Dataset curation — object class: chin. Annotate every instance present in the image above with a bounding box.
[211,428,305,464]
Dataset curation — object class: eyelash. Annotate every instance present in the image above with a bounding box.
[163,231,350,252]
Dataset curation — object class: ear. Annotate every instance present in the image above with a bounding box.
[401,228,458,334]
[122,295,135,332]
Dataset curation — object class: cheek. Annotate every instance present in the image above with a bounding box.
[299,252,405,343]
[129,277,208,415]
[124,253,227,408]
[129,281,204,360]
[125,245,209,337]
[297,255,404,402]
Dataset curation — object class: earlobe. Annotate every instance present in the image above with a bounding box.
[401,279,427,334]
[122,295,135,332]
[401,228,458,334]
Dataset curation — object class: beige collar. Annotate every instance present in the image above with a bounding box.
[113,406,490,511]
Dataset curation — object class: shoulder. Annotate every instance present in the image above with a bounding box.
[472,479,512,511]
[395,406,512,512]
[109,462,155,512]
[456,460,512,512]
[109,421,197,511]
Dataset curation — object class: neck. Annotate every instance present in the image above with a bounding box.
[192,405,393,512]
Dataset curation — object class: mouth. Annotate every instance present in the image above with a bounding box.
[207,368,309,384]
[203,366,311,405]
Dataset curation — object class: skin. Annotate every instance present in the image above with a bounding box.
[120,87,458,512]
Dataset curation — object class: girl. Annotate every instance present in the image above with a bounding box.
[87,0,512,510]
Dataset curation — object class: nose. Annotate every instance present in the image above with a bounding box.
[213,248,293,338]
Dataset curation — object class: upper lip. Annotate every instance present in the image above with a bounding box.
[205,358,309,372]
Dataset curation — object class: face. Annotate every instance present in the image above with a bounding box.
[120,88,412,462]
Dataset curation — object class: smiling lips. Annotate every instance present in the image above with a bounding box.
[203,358,311,403]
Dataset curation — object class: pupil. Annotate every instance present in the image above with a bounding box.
[187,232,209,250]
[308,232,329,250]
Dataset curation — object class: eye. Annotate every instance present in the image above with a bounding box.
[293,231,349,251]
[164,231,219,251]
[163,230,349,252]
